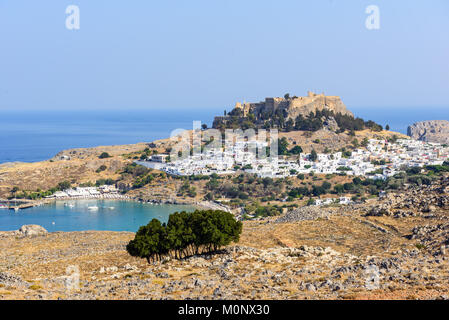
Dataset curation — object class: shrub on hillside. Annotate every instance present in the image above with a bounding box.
[99,152,111,159]
[96,165,107,173]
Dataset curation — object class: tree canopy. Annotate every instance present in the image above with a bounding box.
[213,106,384,134]
[126,210,242,263]
[99,152,112,159]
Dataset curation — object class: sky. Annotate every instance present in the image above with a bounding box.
[0,0,448,111]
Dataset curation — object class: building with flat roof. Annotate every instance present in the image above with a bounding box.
[151,154,169,163]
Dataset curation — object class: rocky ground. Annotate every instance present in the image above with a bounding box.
[1,179,449,300]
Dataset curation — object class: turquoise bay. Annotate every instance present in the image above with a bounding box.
[0,200,196,232]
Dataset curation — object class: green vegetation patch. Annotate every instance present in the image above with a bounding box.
[127,210,242,263]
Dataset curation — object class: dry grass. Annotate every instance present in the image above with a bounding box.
[239,214,416,257]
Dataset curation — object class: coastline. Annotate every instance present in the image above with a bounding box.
[0,197,234,236]
[1,194,232,216]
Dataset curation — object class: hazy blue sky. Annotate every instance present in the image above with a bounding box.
[0,0,448,111]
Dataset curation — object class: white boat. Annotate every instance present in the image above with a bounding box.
[108,207,115,210]
[87,206,99,211]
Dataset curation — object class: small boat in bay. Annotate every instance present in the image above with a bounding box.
[88,206,99,211]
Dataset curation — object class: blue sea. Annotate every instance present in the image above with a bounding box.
[0,200,196,232]
[0,106,448,164]
[351,106,449,135]
[0,108,220,164]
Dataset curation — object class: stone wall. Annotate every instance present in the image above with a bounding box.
[214,91,354,128]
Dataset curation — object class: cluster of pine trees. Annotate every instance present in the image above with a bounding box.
[214,106,383,133]
[126,210,242,263]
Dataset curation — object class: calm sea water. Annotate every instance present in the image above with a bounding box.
[0,108,220,164]
[1,106,448,164]
[350,106,449,135]
[0,200,196,232]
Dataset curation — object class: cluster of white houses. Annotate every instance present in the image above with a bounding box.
[315,196,352,206]
[48,185,121,199]
[139,138,449,182]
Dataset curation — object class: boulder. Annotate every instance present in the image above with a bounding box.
[18,225,48,237]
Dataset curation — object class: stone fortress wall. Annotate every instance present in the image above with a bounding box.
[216,91,354,128]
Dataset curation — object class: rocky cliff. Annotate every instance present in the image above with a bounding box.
[213,91,354,130]
[283,91,353,119]
[407,120,449,144]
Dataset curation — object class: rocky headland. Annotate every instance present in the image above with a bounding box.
[407,120,449,144]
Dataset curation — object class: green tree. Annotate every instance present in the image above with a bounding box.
[310,149,318,162]
[126,219,166,263]
[278,137,289,155]
[96,165,107,173]
[322,181,332,190]
[99,152,111,159]
[361,137,369,147]
[306,198,316,206]
[57,181,71,191]
[333,184,344,194]
[290,145,303,155]
[285,119,294,132]
[11,186,19,197]
[127,210,242,262]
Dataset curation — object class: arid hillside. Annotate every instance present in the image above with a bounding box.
[0,144,139,198]
[1,178,448,300]
[279,128,407,154]
[0,138,171,198]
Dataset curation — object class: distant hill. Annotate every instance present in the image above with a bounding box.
[212,91,382,133]
[408,120,449,145]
